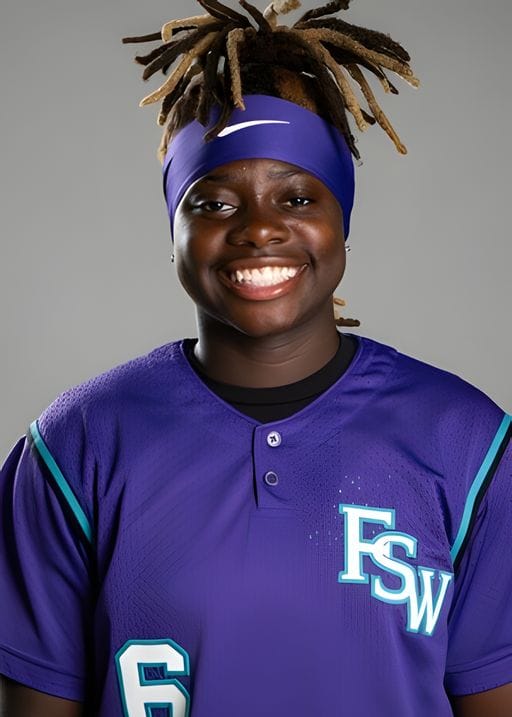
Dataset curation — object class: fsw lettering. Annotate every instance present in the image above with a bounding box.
[338,504,453,636]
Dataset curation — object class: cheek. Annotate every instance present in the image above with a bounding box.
[173,227,202,296]
[174,233,222,307]
[307,223,346,267]
[314,228,347,288]
[175,250,206,300]
[327,247,347,288]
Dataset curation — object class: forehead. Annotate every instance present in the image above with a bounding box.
[195,158,326,186]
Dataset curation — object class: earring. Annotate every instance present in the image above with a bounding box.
[170,253,175,264]
[345,243,351,252]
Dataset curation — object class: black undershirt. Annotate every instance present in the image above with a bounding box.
[183,332,358,423]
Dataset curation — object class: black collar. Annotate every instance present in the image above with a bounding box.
[183,332,358,408]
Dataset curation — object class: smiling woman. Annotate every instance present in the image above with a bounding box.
[1,1,511,716]
[172,157,347,377]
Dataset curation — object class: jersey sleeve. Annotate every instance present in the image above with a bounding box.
[0,409,94,700]
[444,411,512,696]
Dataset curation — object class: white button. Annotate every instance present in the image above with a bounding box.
[264,471,279,486]
[267,431,282,447]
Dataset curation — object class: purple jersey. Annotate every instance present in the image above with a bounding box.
[1,333,511,716]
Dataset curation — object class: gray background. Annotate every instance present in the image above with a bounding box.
[1,0,511,461]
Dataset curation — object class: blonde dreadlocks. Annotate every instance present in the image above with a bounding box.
[123,0,418,161]
[122,0,420,327]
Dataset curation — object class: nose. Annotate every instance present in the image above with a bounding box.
[226,202,289,248]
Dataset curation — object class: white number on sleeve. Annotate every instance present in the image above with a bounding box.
[116,639,191,717]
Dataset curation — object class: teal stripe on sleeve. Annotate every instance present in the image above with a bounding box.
[29,419,93,544]
[450,413,511,564]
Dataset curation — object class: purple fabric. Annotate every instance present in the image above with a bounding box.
[1,334,511,715]
[163,95,355,241]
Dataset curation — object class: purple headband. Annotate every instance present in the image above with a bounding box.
[162,94,355,241]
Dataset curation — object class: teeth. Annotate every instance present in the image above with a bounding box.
[228,266,301,286]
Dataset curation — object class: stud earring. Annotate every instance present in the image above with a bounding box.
[170,253,175,263]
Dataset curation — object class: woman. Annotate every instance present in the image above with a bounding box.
[1,1,511,715]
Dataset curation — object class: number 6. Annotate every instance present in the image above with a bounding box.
[115,639,191,716]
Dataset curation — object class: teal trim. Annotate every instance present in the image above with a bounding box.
[29,420,93,544]
[115,639,191,717]
[450,413,511,564]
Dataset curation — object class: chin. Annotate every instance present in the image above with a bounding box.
[221,307,318,341]
[197,292,335,340]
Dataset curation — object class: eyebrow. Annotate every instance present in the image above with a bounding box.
[201,168,305,182]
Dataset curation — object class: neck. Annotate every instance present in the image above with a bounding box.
[192,311,341,388]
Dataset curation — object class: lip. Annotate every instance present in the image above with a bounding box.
[217,262,308,301]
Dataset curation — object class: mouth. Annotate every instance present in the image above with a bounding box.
[218,263,309,301]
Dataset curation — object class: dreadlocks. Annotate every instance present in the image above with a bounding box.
[122,0,419,163]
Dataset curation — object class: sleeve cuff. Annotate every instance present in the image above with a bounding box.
[0,644,85,702]
[445,652,512,696]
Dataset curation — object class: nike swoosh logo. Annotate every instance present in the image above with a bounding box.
[218,120,291,137]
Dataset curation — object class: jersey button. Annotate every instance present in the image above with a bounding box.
[266,430,282,447]
[264,471,279,486]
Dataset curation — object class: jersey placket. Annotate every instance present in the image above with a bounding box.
[252,424,295,510]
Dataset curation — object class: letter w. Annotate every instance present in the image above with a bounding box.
[406,568,453,636]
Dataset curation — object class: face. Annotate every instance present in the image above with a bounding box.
[173,158,346,339]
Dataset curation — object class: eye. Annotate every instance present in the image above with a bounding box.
[286,196,313,207]
[194,200,235,213]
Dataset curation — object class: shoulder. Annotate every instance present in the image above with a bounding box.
[358,333,506,422]
[31,339,191,490]
[358,334,510,537]
[37,339,188,436]
[24,339,193,525]
[357,333,509,481]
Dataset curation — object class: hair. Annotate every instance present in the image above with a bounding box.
[122,0,420,327]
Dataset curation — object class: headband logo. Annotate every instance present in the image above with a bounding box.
[218,120,290,137]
